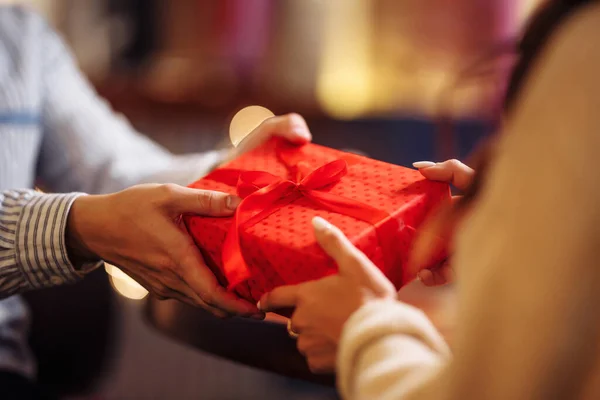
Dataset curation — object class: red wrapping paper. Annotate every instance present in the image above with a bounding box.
[184,139,450,303]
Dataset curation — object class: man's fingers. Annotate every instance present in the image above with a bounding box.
[169,232,257,316]
[185,262,257,315]
[413,159,475,191]
[235,113,312,155]
[131,267,229,316]
[160,185,240,217]
[258,284,302,312]
[260,113,312,143]
[168,275,233,318]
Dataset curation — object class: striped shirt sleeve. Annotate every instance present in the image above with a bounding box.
[36,11,228,196]
[0,189,102,298]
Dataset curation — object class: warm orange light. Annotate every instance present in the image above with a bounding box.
[105,263,149,300]
[316,0,373,120]
[229,105,275,147]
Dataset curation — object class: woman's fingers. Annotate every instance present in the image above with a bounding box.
[258,284,302,312]
[312,217,396,295]
[414,159,475,191]
[312,218,386,278]
[418,261,454,286]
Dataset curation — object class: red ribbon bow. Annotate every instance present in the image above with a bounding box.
[208,143,401,290]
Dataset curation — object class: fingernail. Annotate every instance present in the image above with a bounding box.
[312,216,331,231]
[226,195,241,210]
[256,301,261,310]
[412,161,436,169]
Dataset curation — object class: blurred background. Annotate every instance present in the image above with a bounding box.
[33,0,541,118]
[14,0,542,399]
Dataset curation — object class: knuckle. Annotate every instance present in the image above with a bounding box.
[196,190,213,209]
[447,159,462,169]
[159,183,179,198]
[285,113,305,127]
[197,190,222,213]
[155,184,180,207]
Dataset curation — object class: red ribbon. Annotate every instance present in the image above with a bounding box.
[207,143,401,290]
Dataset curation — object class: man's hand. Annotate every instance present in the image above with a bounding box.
[66,113,313,318]
[67,184,258,318]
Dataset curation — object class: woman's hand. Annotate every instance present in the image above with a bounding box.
[411,159,475,286]
[258,217,397,373]
[67,113,312,319]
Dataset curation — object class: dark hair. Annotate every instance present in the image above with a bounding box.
[504,0,594,112]
[459,0,596,207]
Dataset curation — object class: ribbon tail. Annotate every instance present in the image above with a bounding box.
[222,210,252,290]
[222,181,298,290]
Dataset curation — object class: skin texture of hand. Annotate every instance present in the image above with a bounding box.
[411,159,475,286]
[258,217,398,373]
[66,113,312,318]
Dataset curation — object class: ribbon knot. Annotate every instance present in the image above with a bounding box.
[236,158,348,199]
[208,146,401,290]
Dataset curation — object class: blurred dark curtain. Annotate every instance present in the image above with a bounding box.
[24,270,118,396]
[110,0,158,69]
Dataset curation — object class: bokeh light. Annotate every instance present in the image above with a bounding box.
[105,263,149,300]
[316,0,373,120]
[229,105,274,146]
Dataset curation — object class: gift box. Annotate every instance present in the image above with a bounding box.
[184,139,450,303]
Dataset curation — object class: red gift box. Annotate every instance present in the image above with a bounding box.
[184,139,450,303]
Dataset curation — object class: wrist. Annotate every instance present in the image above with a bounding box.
[66,195,104,267]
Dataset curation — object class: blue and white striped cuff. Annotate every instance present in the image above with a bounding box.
[14,192,102,290]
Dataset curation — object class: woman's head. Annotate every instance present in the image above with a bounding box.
[412,0,597,276]
[458,0,596,206]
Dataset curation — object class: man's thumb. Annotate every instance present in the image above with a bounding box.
[164,186,240,217]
